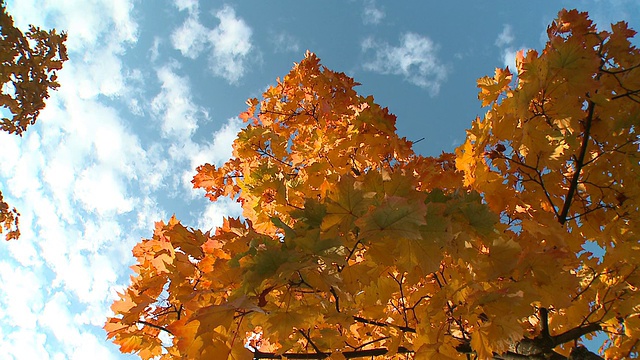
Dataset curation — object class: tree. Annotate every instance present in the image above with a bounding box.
[106,10,639,359]
[0,0,68,240]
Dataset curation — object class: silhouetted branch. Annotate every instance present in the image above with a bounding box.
[136,320,173,336]
[253,347,413,359]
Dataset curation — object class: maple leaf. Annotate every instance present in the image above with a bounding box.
[191,304,236,339]
[356,195,427,241]
[470,326,494,359]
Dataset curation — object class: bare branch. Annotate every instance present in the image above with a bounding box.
[136,320,173,336]
[552,323,602,346]
[352,316,416,333]
[253,347,413,359]
[558,100,595,225]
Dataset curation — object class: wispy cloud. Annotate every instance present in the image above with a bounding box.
[581,0,636,32]
[362,0,385,25]
[170,4,254,84]
[270,31,300,54]
[149,36,162,63]
[495,24,514,48]
[494,24,525,72]
[362,33,447,95]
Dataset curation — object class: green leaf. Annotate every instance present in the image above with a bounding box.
[191,304,235,339]
[270,216,297,239]
[321,176,368,233]
[357,196,427,241]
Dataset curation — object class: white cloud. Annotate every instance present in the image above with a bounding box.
[172,117,242,197]
[139,143,170,193]
[0,328,50,359]
[74,165,135,216]
[197,197,243,232]
[135,197,167,230]
[149,65,242,207]
[174,0,199,13]
[3,229,40,267]
[104,0,138,43]
[7,0,137,51]
[39,292,119,359]
[209,5,253,83]
[0,261,45,329]
[502,48,519,73]
[362,33,448,95]
[362,0,385,25]
[39,292,73,342]
[151,63,205,139]
[2,133,44,198]
[170,4,253,83]
[0,1,150,358]
[37,92,147,216]
[584,0,637,32]
[188,116,241,171]
[69,253,117,307]
[171,15,209,59]
[75,43,128,98]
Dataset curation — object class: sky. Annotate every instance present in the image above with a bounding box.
[0,0,638,358]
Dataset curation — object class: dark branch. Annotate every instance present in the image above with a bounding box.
[553,323,602,346]
[352,316,416,333]
[558,100,595,224]
[298,329,328,355]
[329,286,340,313]
[136,320,173,336]
[540,308,551,341]
[253,347,413,359]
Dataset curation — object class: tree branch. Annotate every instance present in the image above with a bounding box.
[136,320,173,336]
[552,323,602,346]
[558,100,595,225]
[540,307,551,342]
[352,316,416,333]
[298,329,328,356]
[253,347,413,359]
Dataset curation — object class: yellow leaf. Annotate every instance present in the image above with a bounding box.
[625,315,640,338]
[470,326,494,359]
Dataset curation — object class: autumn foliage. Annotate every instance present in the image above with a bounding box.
[0,0,68,240]
[106,10,639,359]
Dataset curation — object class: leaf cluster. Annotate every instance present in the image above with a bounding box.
[0,0,68,240]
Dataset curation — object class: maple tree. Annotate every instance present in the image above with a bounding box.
[0,0,68,240]
[106,10,639,359]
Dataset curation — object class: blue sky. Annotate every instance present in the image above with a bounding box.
[0,0,638,358]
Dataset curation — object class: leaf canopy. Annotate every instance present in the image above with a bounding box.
[107,10,639,359]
